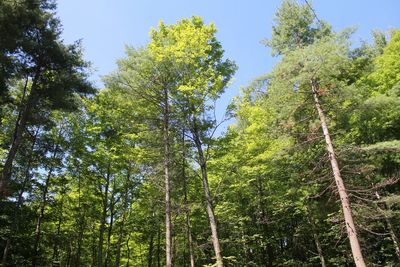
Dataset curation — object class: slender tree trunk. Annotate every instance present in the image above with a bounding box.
[314,235,326,267]
[1,239,11,267]
[32,154,57,267]
[157,224,161,267]
[92,228,97,267]
[2,128,39,265]
[66,244,72,267]
[192,124,223,267]
[115,211,126,267]
[182,129,195,267]
[105,180,116,267]
[147,232,154,267]
[255,175,274,266]
[98,163,111,267]
[185,205,195,267]
[116,170,130,267]
[52,193,65,267]
[163,88,173,267]
[0,71,39,198]
[76,172,84,267]
[311,80,366,267]
[126,233,131,267]
[31,180,49,266]
[306,207,327,267]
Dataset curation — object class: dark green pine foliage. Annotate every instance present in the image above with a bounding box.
[0,0,94,198]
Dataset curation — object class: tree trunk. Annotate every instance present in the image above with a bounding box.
[147,232,154,267]
[157,224,161,267]
[105,180,116,267]
[52,192,65,267]
[182,129,195,267]
[306,208,327,267]
[255,175,274,266]
[76,172,84,267]
[115,213,126,267]
[98,163,111,267]
[126,233,131,267]
[0,71,39,198]
[2,128,39,266]
[32,152,57,267]
[192,124,223,267]
[311,80,366,267]
[163,88,173,267]
[116,170,130,267]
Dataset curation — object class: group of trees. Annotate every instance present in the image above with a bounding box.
[0,0,399,266]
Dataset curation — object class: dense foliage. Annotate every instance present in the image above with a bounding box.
[0,0,399,266]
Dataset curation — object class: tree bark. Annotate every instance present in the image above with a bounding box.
[255,175,274,266]
[52,194,64,267]
[32,144,58,267]
[126,233,131,267]
[311,80,366,267]
[75,172,84,267]
[98,163,111,267]
[0,71,39,198]
[105,180,116,267]
[191,123,223,267]
[182,129,195,267]
[147,232,154,267]
[116,170,130,267]
[2,128,39,265]
[163,88,173,267]
[306,208,327,267]
[157,224,161,267]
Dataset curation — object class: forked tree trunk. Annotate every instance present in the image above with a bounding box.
[191,122,223,267]
[163,88,173,267]
[311,80,366,267]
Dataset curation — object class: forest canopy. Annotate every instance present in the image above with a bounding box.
[0,0,399,266]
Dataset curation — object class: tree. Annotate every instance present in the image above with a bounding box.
[148,16,236,266]
[265,1,366,265]
[0,0,93,198]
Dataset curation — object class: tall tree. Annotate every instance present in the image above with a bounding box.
[147,16,236,266]
[0,0,93,198]
[265,1,366,265]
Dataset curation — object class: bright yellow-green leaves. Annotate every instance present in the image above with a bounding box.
[368,30,400,94]
[149,16,215,63]
[148,16,234,99]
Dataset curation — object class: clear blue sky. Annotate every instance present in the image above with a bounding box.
[57,0,399,130]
